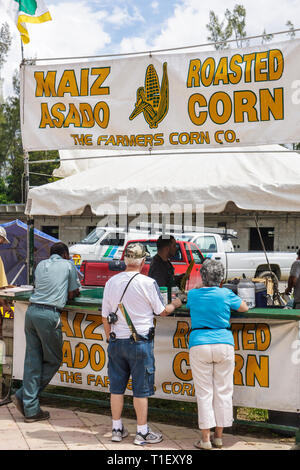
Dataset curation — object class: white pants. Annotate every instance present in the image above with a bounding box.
[189,343,235,430]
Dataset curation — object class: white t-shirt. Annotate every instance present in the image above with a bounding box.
[102,271,165,339]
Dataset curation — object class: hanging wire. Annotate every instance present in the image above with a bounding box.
[24,27,300,63]
[28,149,300,165]
[29,171,63,178]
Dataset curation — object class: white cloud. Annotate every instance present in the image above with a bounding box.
[107,5,145,28]
[0,1,111,97]
[119,0,300,53]
[25,2,111,59]
[1,0,299,97]
[120,36,150,53]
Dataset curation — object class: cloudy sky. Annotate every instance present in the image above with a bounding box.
[0,0,299,97]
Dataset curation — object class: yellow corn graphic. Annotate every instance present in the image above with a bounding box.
[129,62,169,128]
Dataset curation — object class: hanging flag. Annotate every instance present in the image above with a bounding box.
[9,0,52,44]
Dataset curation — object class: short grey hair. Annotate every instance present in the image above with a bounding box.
[200,259,224,286]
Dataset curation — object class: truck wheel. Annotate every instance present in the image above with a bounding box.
[257,270,279,289]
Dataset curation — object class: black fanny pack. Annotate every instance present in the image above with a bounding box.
[109,326,155,342]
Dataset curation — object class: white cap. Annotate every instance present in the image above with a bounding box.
[0,227,9,244]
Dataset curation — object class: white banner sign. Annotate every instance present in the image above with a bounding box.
[21,39,300,152]
[13,303,300,412]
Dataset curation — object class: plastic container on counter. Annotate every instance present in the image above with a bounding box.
[160,287,168,306]
[237,278,256,308]
[254,282,267,308]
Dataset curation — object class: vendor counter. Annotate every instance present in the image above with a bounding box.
[1,287,300,428]
[6,286,300,319]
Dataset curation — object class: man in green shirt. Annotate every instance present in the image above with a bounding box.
[11,242,80,422]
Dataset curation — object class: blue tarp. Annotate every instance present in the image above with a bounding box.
[0,219,59,286]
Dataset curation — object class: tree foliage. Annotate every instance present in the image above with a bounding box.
[0,23,11,70]
[0,23,59,204]
[224,4,247,48]
[206,4,247,49]
[206,6,298,150]
[206,11,231,50]
[206,3,296,49]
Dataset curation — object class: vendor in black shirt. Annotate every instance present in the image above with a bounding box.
[148,235,184,289]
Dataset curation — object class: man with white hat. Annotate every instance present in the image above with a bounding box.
[102,242,182,446]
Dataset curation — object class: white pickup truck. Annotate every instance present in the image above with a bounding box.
[178,232,295,281]
[69,226,161,267]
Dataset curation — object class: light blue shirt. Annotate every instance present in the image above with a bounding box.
[187,287,242,348]
[30,254,80,309]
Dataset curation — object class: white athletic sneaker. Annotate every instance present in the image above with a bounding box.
[194,439,212,450]
[133,427,163,445]
[212,437,223,448]
[111,426,129,442]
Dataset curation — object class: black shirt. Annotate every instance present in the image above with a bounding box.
[148,254,175,288]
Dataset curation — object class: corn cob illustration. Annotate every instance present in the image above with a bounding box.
[129,62,169,128]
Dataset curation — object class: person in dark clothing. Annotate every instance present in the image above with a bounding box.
[148,235,183,288]
[285,249,300,309]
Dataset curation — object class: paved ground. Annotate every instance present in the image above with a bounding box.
[0,402,296,451]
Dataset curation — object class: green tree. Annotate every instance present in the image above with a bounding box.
[0,22,11,69]
[206,4,295,49]
[224,4,247,48]
[1,72,59,203]
[261,29,273,44]
[206,11,231,50]
[206,4,248,49]
[0,23,59,203]
[286,20,295,39]
[206,7,299,151]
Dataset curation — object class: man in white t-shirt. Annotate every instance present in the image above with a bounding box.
[102,242,182,446]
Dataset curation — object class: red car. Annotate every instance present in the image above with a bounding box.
[80,238,204,289]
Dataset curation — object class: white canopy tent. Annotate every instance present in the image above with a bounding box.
[25,145,300,216]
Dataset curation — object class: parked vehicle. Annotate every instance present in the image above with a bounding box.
[69,226,160,267]
[70,224,234,267]
[80,238,205,289]
[178,232,295,281]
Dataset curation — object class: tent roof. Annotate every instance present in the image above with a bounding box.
[26,145,300,216]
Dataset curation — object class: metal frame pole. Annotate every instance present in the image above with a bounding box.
[24,150,34,285]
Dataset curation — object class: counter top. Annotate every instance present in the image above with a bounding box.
[2,287,300,321]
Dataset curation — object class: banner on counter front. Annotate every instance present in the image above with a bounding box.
[20,38,300,151]
[13,303,300,412]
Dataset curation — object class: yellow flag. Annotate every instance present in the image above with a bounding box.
[11,0,52,44]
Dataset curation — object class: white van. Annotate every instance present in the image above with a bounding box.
[69,226,158,267]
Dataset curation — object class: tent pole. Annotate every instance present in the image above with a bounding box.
[24,151,34,285]
[254,214,283,305]
[254,214,272,271]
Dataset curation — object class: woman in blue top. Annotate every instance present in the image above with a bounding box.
[187,260,248,450]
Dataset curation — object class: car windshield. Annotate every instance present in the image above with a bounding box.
[126,241,183,262]
[194,235,217,253]
[176,234,193,241]
[78,228,106,245]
